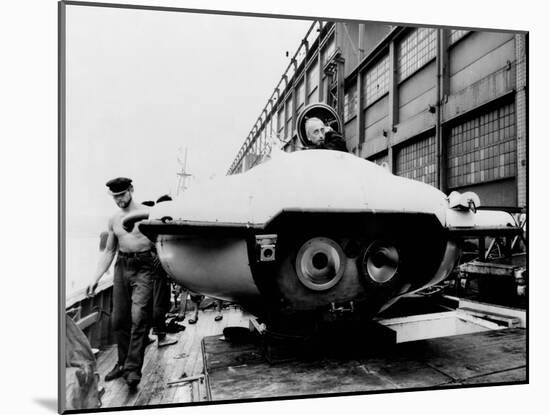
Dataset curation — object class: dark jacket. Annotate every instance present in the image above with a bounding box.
[311,131,348,152]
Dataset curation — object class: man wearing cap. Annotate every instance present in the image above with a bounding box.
[305,117,348,152]
[86,177,156,390]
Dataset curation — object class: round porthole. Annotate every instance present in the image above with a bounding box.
[360,240,399,284]
[295,237,345,291]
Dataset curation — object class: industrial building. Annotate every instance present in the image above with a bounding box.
[228,21,527,208]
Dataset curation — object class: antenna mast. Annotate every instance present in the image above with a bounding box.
[176,147,192,196]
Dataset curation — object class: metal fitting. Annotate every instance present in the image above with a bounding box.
[330,301,355,314]
[256,234,278,262]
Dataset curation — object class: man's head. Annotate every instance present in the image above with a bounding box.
[106,177,133,209]
[305,117,328,145]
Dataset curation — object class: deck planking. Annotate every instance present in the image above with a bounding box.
[203,328,526,401]
[95,307,250,409]
[95,309,526,408]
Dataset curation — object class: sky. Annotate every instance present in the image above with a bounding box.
[65,5,312,232]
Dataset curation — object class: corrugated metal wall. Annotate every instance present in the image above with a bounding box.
[229,22,527,209]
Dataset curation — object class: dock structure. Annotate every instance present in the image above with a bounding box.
[94,302,526,408]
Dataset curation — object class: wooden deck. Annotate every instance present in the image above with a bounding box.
[95,305,526,409]
[203,328,526,401]
[96,307,251,409]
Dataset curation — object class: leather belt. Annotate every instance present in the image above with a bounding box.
[117,250,153,259]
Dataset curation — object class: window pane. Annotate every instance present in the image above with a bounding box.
[322,36,336,66]
[448,29,470,45]
[296,79,305,109]
[344,83,358,122]
[395,135,437,186]
[397,28,437,82]
[277,107,285,138]
[307,59,319,96]
[447,103,517,188]
[363,55,390,107]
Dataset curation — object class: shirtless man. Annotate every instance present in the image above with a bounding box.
[86,177,155,390]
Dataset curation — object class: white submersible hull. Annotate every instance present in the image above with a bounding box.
[139,150,518,327]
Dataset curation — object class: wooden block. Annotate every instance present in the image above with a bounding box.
[457,307,520,328]
[75,311,99,331]
[167,374,204,386]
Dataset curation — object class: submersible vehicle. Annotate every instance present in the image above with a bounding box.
[135,104,518,332]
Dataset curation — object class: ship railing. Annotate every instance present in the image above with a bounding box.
[65,277,115,348]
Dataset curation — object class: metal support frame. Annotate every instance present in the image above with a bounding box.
[318,26,324,103]
[387,40,398,173]
[356,74,364,156]
[336,56,345,119]
[437,29,450,193]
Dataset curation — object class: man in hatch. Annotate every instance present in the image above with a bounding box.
[305,117,348,152]
[86,177,156,390]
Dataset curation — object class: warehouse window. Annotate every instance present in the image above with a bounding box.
[363,55,390,107]
[322,36,336,66]
[307,59,319,101]
[269,117,277,142]
[344,83,358,122]
[395,136,437,186]
[265,115,273,143]
[397,28,437,82]
[277,107,285,139]
[285,96,293,140]
[296,79,306,114]
[448,29,470,46]
[447,103,516,189]
[265,124,271,150]
[259,129,265,152]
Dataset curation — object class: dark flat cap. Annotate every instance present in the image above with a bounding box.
[106,177,132,195]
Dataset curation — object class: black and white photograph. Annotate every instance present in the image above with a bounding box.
[7,0,550,413]
[56,1,532,413]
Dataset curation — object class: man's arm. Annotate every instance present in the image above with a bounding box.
[324,129,348,152]
[121,208,150,232]
[86,218,118,297]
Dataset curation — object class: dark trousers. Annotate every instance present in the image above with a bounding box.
[152,274,171,336]
[112,253,154,377]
